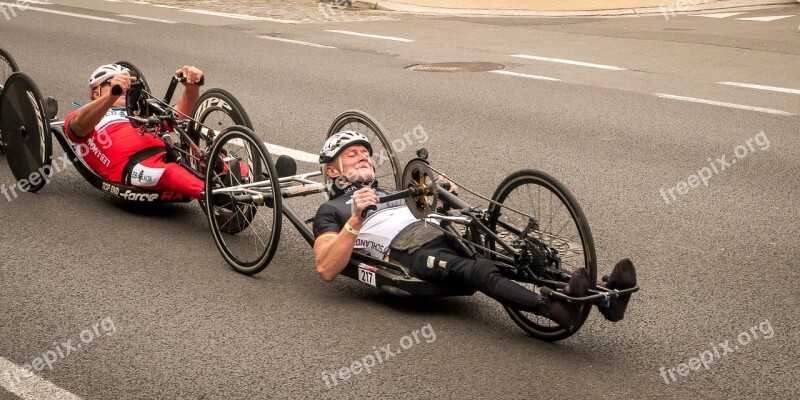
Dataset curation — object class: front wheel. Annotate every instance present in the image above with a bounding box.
[204,126,282,275]
[486,169,596,341]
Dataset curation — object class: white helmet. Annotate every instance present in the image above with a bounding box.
[319,130,372,164]
[88,64,129,89]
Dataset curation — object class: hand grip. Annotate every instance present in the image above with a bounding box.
[360,204,377,218]
[111,85,122,96]
[176,73,205,86]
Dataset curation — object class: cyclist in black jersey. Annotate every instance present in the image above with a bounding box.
[312,131,637,329]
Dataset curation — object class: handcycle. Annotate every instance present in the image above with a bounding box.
[201,109,640,341]
[0,48,281,249]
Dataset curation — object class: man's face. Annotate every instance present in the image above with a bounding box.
[327,145,374,182]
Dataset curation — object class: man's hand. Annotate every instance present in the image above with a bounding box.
[176,65,203,85]
[107,72,134,98]
[349,186,379,230]
[173,65,203,119]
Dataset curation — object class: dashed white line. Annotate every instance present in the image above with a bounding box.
[688,12,747,18]
[718,81,800,95]
[510,54,625,71]
[0,356,83,400]
[488,70,560,81]
[0,2,132,23]
[179,8,297,23]
[654,93,793,115]
[736,15,795,22]
[258,36,335,49]
[263,143,319,164]
[326,30,414,43]
[118,14,178,24]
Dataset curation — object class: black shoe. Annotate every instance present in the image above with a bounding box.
[548,267,590,331]
[599,258,637,322]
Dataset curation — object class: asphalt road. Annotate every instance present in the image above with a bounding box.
[1,1,798,399]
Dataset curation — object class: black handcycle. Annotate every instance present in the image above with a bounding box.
[201,109,639,341]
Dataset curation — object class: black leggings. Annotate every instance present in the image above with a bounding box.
[391,237,543,313]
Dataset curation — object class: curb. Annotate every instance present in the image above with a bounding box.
[352,0,797,16]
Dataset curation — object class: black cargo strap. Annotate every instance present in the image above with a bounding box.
[121,146,166,185]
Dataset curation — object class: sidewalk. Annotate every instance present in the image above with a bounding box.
[353,0,798,16]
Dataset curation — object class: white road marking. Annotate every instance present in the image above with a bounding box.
[264,143,319,164]
[0,356,83,400]
[258,36,335,49]
[118,14,178,24]
[488,70,560,81]
[0,2,132,23]
[718,81,800,95]
[736,15,795,22]
[179,8,297,23]
[654,93,794,115]
[510,54,625,71]
[688,12,747,18]
[326,30,414,42]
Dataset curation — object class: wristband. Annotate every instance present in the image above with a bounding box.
[344,222,360,236]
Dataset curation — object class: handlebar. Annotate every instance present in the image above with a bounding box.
[111,72,204,98]
[360,187,418,218]
[163,72,205,104]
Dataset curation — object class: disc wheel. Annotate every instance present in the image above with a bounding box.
[204,126,282,275]
[326,110,401,193]
[0,72,52,193]
[115,61,150,93]
[486,170,596,341]
[190,88,252,148]
[0,48,20,153]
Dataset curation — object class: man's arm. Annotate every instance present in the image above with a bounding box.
[313,228,359,282]
[173,66,203,119]
[313,187,379,282]
[68,73,132,138]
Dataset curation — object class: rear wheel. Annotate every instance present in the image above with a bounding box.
[190,88,252,148]
[0,48,20,153]
[326,110,401,193]
[486,170,596,341]
[204,126,282,275]
[0,72,52,193]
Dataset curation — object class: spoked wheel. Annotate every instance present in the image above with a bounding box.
[0,72,52,193]
[115,61,150,94]
[204,126,282,275]
[190,88,252,148]
[0,48,20,153]
[326,110,401,193]
[486,170,596,341]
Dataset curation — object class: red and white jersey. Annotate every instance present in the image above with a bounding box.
[64,108,165,182]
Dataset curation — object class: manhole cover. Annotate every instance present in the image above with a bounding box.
[405,62,505,72]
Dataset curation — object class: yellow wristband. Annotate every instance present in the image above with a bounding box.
[344,222,360,236]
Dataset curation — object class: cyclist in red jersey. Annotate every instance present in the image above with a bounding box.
[64,64,205,200]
